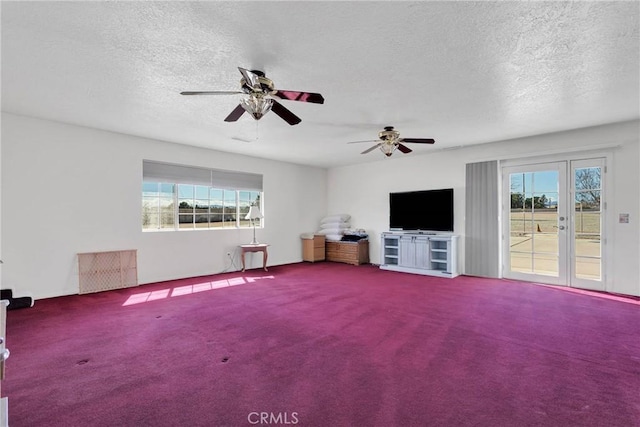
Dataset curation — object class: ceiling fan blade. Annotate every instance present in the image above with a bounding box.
[180,91,242,96]
[273,90,325,104]
[361,143,382,154]
[397,143,413,154]
[238,67,262,90]
[231,136,255,143]
[224,104,246,122]
[271,100,301,125]
[400,138,436,144]
[346,140,379,144]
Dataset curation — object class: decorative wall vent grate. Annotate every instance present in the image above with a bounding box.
[78,250,138,294]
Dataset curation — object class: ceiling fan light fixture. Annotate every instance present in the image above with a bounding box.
[240,95,273,120]
[380,143,397,157]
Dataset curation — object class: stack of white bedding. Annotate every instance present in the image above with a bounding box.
[316,214,351,241]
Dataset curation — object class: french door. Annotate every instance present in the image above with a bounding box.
[502,158,606,290]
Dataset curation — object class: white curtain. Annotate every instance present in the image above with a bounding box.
[465,161,500,277]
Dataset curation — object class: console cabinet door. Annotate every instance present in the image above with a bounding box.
[414,236,430,269]
[399,236,415,267]
[399,236,430,268]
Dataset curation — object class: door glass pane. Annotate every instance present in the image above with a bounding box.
[532,199,557,233]
[533,253,559,277]
[509,170,559,277]
[510,252,532,273]
[533,235,558,255]
[574,166,602,281]
[575,210,601,235]
[575,255,601,280]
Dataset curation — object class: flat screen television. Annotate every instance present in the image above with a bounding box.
[389,188,454,232]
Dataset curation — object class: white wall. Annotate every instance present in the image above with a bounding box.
[3,113,638,298]
[328,120,640,296]
[1,113,327,299]
[0,113,3,289]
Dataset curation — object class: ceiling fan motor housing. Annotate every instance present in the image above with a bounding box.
[240,72,275,95]
[379,126,399,142]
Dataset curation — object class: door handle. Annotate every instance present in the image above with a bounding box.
[0,348,8,380]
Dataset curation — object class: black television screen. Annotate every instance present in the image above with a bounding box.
[389,188,454,232]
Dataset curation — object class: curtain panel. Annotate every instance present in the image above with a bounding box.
[465,160,500,277]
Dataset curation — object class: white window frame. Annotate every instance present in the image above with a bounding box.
[142,161,263,232]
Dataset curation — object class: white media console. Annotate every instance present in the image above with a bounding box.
[379,232,459,278]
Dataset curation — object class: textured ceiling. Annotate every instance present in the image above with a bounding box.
[2,1,639,168]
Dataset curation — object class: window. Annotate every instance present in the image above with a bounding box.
[142,161,263,231]
[142,182,176,229]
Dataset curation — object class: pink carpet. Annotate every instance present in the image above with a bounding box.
[4,262,640,426]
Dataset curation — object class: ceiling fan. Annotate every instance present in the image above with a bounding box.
[347,126,435,157]
[180,67,324,125]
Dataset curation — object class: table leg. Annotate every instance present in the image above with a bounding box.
[241,250,246,272]
[263,248,268,271]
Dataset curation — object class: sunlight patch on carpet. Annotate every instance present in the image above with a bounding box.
[538,284,640,305]
[122,274,275,306]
